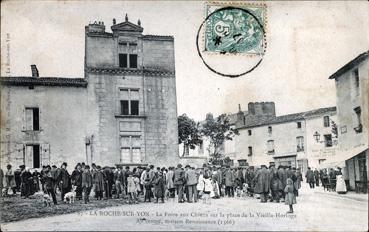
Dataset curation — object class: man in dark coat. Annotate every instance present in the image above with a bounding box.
[114,166,125,198]
[93,166,105,200]
[269,164,280,202]
[214,166,223,197]
[286,166,293,179]
[82,165,93,204]
[254,165,270,203]
[103,167,114,199]
[174,164,185,203]
[236,167,244,188]
[224,167,235,197]
[20,166,32,198]
[50,165,60,193]
[185,165,198,203]
[59,162,70,201]
[314,169,320,186]
[71,163,83,200]
[246,167,255,196]
[43,165,57,205]
[306,167,315,189]
[277,166,287,201]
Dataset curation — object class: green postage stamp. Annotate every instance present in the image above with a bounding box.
[204,2,267,55]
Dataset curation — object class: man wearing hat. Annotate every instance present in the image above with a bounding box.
[43,165,58,205]
[185,165,198,203]
[254,165,270,203]
[59,162,71,201]
[71,163,83,200]
[174,164,185,203]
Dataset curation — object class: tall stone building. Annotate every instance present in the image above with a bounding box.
[0,16,179,171]
[328,51,368,192]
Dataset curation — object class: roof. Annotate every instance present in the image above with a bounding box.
[0,76,88,87]
[329,51,369,79]
[227,111,248,125]
[111,21,143,33]
[237,106,336,129]
[142,35,174,41]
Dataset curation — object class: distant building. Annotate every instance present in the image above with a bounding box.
[328,51,368,192]
[182,102,338,174]
[0,16,179,171]
[234,105,337,174]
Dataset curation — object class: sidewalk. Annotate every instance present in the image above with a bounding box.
[310,185,368,202]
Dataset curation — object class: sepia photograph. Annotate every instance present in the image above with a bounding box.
[0,0,368,231]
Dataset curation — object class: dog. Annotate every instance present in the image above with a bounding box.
[2,188,8,197]
[31,191,53,207]
[43,194,53,206]
[235,187,242,198]
[64,186,76,204]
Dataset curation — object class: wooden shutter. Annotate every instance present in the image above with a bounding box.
[41,143,50,166]
[22,108,26,131]
[38,107,42,131]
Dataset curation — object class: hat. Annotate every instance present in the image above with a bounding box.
[185,164,190,168]
[52,165,57,168]
[19,165,25,169]
[177,164,182,168]
[125,166,130,169]
[62,162,67,167]
[97,165,101,169]
[149,165,154,169]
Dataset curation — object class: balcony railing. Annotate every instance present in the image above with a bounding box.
[297,146,304,152]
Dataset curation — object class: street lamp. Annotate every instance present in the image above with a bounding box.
[313,131,320,142]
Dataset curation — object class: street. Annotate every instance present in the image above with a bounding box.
[1,184,368,231]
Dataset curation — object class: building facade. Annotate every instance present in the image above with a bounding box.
[182,102,338,175]
[234,105,337,174]
[0,16,180,171]
[328,51,368,192]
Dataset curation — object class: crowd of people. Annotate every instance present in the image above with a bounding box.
[3,162,341,214]
[305,167,347,193]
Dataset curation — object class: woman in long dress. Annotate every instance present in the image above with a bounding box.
[335,168,347,194]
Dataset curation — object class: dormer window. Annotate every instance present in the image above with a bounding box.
[119,42,138,69]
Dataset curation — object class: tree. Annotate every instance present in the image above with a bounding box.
[178,114,202,156]
[201,113,239,164]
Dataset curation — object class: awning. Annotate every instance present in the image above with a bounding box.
[318,145,368,169]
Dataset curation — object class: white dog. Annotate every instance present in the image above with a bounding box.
[64,186,76,204]
[31,191,53,207]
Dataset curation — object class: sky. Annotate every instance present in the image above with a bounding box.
[1,1,368,121]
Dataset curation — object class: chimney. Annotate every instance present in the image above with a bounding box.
[31,65,39,78]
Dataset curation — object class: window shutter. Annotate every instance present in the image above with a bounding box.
[22,108,26,131]
[15,144,26,167]
[41,143,50,165]
[39,108,42,131]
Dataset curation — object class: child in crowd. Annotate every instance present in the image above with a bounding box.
[127,173,137,204]
[210,176,220,199]
[202,174,213,204]
[134,174,141,201]
[197,171,205,199]
[284,178,296,213]
[144,169,153,202]
[154,172,165,203]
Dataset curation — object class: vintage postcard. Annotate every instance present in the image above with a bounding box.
[0,1,368,231]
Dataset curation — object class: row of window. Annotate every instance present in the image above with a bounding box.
[247,134,332,156]
[246,116,334,137]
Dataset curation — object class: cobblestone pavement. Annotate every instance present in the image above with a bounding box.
[1,183,368,231]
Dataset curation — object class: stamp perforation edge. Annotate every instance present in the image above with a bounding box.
[201,1,268,57]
